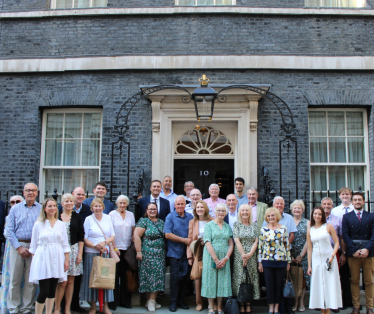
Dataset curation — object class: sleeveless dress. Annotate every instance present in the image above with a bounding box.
[309,224,342,309]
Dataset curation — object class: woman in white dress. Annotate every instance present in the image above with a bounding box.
[29,198,70,314]
[307,206,342,314]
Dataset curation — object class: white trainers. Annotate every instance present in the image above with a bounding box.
[79,301,91,309]
[145,300,161,309]
[148,300,156,312]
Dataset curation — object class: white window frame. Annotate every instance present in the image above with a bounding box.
[308,108,370,197]
[175,0,236,5]
[304,0,366,8]
[39,108,103,201]
[50,0,108,9]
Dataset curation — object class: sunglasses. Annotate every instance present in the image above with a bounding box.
[10,200,21,205]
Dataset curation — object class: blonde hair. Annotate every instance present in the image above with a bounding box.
[264,207,282,223]
[90,198,105,212]
[61,193,74,204]
[237,204,253,224]
[193,200,212,221]
[38,198,58,222]
[290,199,305,213]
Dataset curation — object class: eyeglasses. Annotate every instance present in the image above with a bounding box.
[216,210,226,213]
[10,200,21,205]
[24,189,37,193]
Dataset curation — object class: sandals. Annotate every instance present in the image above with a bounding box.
[196,305,203,311]
[208,308,215,314]
[298,307,306,312]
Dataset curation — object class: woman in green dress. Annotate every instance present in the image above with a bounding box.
[232,204,260,314]
[201,203,234,314]
[134,202,166,312]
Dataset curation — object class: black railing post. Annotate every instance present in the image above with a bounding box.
[335,190,338,206]
[368,191,371,213]
[52,189,58,201]
[46,191,49,199]
[288,190,291,213]
[312,191,316,209]
[86,190,89,199]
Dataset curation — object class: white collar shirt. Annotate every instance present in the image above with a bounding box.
[331,204,354,219]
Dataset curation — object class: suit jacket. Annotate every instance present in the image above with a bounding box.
[138,196,170,222]
[0,200,6,241]
[187,217,213,259]
[83,197,114,215]
[223,211,237,226]
[58,203,92,223]
[342,210,374,257]
[256,201,269,233]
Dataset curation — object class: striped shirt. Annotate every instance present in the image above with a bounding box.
[326,213,342,249]
[5,200,41,249]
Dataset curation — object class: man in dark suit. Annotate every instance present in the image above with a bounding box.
[342,192,374,314]
[137,180,170,221]
[59,187,91,313]
[83,181,114,214]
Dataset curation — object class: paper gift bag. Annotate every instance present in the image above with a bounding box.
[89,256,116,290]
[290,264,303,297]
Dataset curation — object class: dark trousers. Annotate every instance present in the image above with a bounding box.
[263,266,287,305]
[37,278,58,304]
[108,250,132,309]
[169,257,188,305]
[70,275,82,308]
[340,258,353,307]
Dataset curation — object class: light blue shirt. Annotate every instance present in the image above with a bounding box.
[160,189,177,213]
[262,212,297,234]
[73,204,82,214]
[235,193,249,208]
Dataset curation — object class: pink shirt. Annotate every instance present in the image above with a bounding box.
[109,210,135,250]
[250,202,257,223]
[203,197,226,218]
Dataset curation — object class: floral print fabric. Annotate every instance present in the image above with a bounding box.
[258,225,291,262]
[63,221,83,276]
[136,218,166,293]
[109,210,135,250]
[232,222,260,298]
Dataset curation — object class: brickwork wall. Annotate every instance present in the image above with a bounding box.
[1,14,374,58]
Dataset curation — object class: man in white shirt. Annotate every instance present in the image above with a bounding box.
[331,187,354,219]
[184,189,202,215]
[160,176,177,213]
[224,194,238,230]
[183,181,194,202]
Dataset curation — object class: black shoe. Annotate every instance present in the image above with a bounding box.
[70,307,87,313]
[119,304,132,309]
[332,310,340,313]
[177,302,189,310]
[108,304,117,311]
[169,303,177,312]
[360,306,363,311]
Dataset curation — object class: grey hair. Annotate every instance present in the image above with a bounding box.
[290,199,305,212]
[209,183,220,191]
[10,195,24,202]
[273,196,285,204]
[61,193,74,204]
[116,195,130,205]
[163,175,172,180]
[247,187,258,194]
[174,195,186,204]
[321,197,333,204]
[24,182,38,190]
[184,181,194,187]
[215,203,228,216]
[226,194,237,201]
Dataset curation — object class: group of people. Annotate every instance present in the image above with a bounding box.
[0,177,373,314]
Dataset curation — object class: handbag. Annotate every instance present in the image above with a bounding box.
[190,244,203,280]
[352,239,369,251]
[125,269,139,292]
[89,255,116,290]
[224,297,240,314]
[124,241,138,271]
[149,219,169,266]
[93,215,120,263]
[237,266,254,303]
[283,270,295,298]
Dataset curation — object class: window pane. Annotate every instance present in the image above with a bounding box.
[65,113,82,139]
[82,169,99,193]
[329,138,346,162]
[82,140,100,166]
[328,166,346,191]
[216,0,232,4]
[91,0,107,6]
[178,0,195,4]
[63,140,81,166]
[310,166,327,191]
[348,166,365,191]
[45,140,62,166]
[348,137,365,163]
[83,113,102,139]
[309,112,326,136]
[310,138,327,162]
[46,113,63,138]
[197,0,214,4]
[328,112,345,136]
[64,169,82,194]
[44,169,62,196]
[347,112,364,136]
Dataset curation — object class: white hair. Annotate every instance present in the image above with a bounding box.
[209,183,220,191]
[116,194,130,205]
[24,182,38,190]
[10,195,24,202]
[174,195,186,204]
[184,181,194,187]
[215,203,228,216]
[290,199,305,212]
[273,196,285,204]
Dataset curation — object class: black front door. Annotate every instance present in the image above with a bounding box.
[174,159,234,199]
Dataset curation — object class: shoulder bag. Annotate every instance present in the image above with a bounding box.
[190,243,203,280]
[224,297,240,314]
[283,270,295,298]
[93,215,120,263]
[237,266,254,303]
[149,219,169,266]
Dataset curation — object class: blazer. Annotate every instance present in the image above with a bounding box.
[83,197,114,215]
[138,196,170,222]
[58,203,91,223]
[342,210,374,257]
[0,200,6,241]
[58,211,85,246]
[256,201,269,233]
[223,211,236,225]
[187,217,213,259]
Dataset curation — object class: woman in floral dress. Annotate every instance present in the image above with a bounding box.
[54,194,84,314]
[232,204,260,314]
[290,200,310,312]
[134,202,166,312]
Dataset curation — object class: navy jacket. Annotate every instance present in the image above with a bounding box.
[83,197,114,215]
[0,200,6,241]
[138,196,170,222]
[342,210,374,257]
[58,203,92,223]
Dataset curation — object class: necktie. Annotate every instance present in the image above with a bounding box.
[357,211,361,222]
[344,207,349,214]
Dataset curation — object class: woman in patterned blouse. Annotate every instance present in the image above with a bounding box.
[258,207,291,314]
